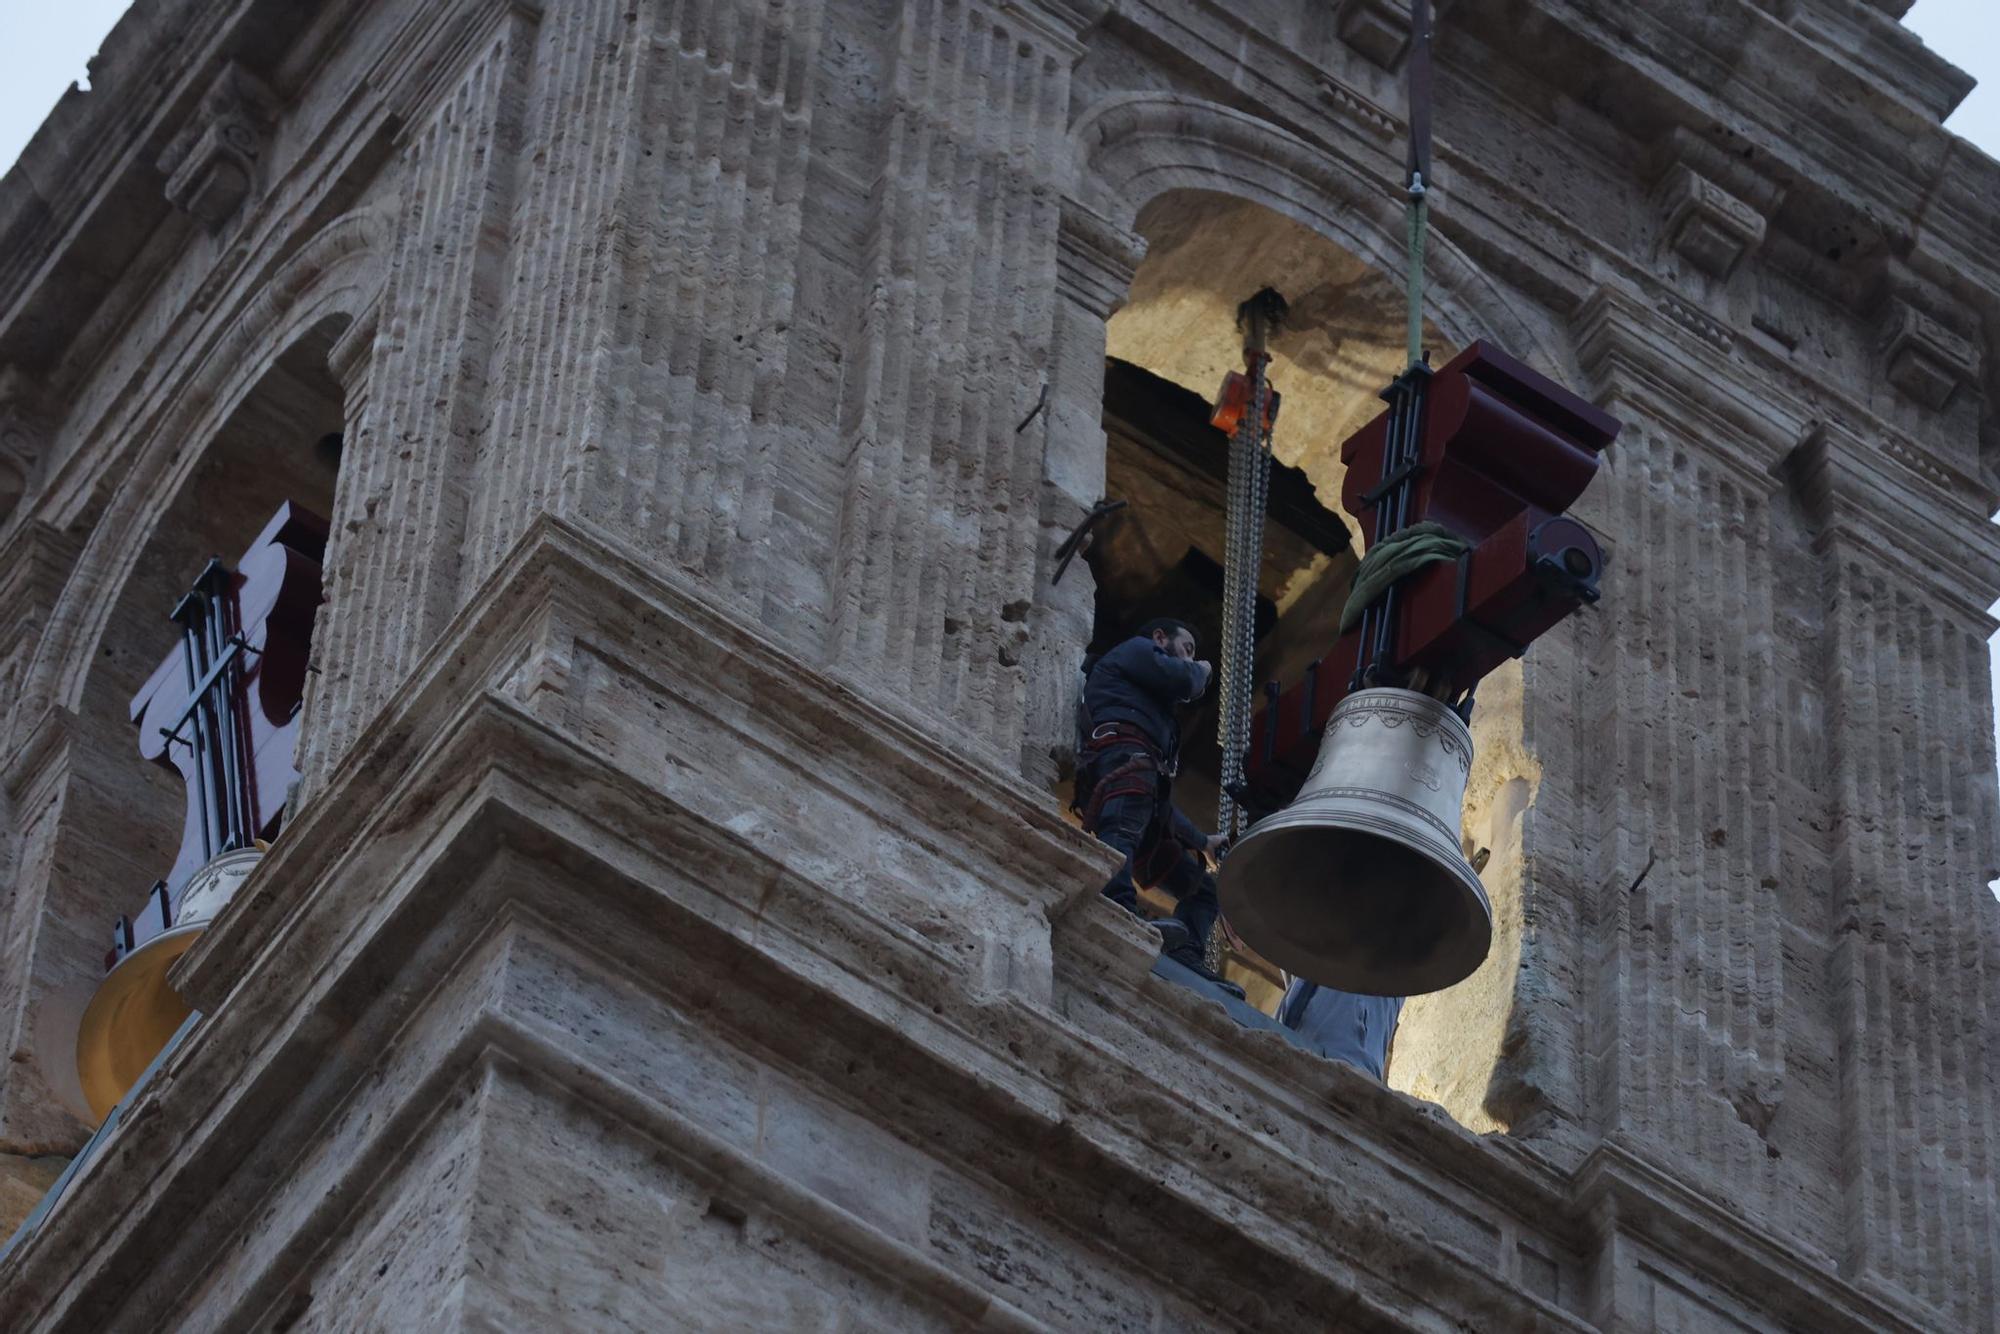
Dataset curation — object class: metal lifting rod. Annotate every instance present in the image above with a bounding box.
[1350,0,1436,691]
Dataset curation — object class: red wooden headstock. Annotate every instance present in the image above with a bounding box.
[1244,345,1618,805]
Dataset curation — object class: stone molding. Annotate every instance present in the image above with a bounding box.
[1448,0,1994,323]
[0,368,47,528]
[0,708,82,810]
[1070,90,1554,367]
[1314,72,1399,142]
[1878,293,1981,411]
[155,63,276,228]
[1575,279,1997,557]
[1053,199,1143,318]
[1572,284,1799,489]
[1655,162,1769,280]
[1576,276,2000,581]
[1573,1141,1942,1333]
[0,527,81,746]
[1781,417,2000,628]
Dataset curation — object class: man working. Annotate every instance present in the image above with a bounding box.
[1073,618,1238,991]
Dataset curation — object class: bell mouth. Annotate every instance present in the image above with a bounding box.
[75,926,201,1123]
[1220,813,1492,996]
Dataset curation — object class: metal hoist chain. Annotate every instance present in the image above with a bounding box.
[1217,368,1271,842]
[1215,292,1286,845]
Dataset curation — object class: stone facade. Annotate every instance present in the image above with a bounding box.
[0,0,1996,1328]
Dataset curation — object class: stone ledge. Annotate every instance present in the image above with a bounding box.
[1574,1140,1942,1333]
[0,751,1553,1329]
[0,519,1554,1329]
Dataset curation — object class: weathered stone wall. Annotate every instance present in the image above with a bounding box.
[0,0,1995,1328]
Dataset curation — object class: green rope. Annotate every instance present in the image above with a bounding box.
[1340,520,1469,634]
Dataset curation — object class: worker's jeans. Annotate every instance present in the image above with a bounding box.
[1092,791,1219,952]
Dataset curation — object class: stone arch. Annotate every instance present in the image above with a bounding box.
[0,200,391,1141]
[1070,91,1559,373]
[1044,93,1565,1135]
[24,198,394,728]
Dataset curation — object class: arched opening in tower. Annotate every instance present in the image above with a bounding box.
[1081,191,1523,1121]
[45,315,351,1127]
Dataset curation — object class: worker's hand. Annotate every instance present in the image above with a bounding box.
[1192,659,1213,697]
[1204,832,1229,858]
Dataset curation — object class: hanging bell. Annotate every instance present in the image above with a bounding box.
[75,847,260,1121]
[1220,688,1491,996]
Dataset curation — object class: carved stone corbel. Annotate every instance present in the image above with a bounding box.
[157,63,277,228]
[1650,131,1784,280]
[1879,294,1980,411]
[1657,164,1766,279]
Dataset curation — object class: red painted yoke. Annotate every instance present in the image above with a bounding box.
[1243,342,1619,805]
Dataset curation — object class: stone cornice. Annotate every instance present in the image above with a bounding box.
[1781,417,2000,630]
[1447,0,2000,335]
[1573,283,2000,541]
[1467,0,1970,226]
[178,514,1106,1009]
[1573,1140,1943,1333]
[1573,285,1803,490]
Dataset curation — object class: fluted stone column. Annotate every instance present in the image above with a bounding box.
[1793,420,2000,1324]
[1016,202,1142,785]
[298,6,534,794]
[823,0,1078,760]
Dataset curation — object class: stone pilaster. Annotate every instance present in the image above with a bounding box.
[1016,201,1141,784]
[1787,419,2000,1325]
[1569,287,1808,1226]
[569,0,828,622]
[298,6,534,794]
[825,0,1077,761]
[460,0,647,587]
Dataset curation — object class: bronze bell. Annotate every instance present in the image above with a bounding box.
[75,847,260,1121]
[1219,688,1491,996]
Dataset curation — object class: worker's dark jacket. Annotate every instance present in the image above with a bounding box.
[1082,636,1206,761]
[1079,636,1209,850]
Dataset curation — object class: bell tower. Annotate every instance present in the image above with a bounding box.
[0,0,1994,1329]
